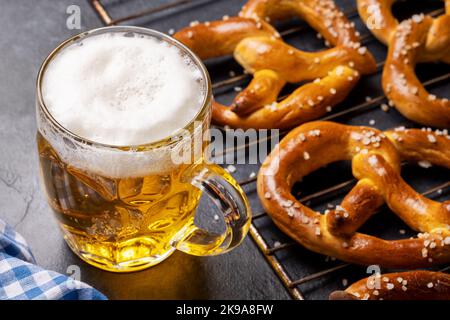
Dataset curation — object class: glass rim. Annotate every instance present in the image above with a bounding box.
[36,26,212,150]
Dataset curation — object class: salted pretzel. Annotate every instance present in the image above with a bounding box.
[257,121,450,268]
[330,271,450,300]
[174,0,376,129]
[357,0,450,127]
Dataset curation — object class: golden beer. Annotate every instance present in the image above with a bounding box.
[36,27,251,272]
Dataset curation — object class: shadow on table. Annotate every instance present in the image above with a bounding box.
[64,248,210,300]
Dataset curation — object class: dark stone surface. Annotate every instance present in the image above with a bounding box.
[0,0,448,300]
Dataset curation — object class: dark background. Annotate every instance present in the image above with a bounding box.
[0,0,448,300]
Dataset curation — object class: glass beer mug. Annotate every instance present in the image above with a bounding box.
[36,27,251,272]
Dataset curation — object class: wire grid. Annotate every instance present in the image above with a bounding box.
[89,0,450,300]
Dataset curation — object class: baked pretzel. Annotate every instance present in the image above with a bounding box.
[330,271,450,300]
[174,0,377,129]
[257,121,450,268]
[357,0,450,127]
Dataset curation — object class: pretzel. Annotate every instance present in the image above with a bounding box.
[357,0,450,127]
[257,121,450,268]
[174,0,376,129]
[330,271,450,300]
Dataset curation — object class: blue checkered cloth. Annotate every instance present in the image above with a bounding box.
[0,219,106,300]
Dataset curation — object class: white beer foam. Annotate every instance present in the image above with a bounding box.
[42,32,205,146]
[38,110,205,178]
[38,31,207,178]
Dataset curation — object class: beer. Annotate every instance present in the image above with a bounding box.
[36,27,251,272]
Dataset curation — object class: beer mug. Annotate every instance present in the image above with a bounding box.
[36,27,251,272]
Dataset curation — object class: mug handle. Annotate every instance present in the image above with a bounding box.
[173,164,252,256]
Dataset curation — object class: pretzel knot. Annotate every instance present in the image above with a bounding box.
[257,121,450,268]
[357,0,450,127]
[174,0,376,129]
[330,271,450,300]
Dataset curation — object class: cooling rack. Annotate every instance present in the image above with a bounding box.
[89,0,450,299]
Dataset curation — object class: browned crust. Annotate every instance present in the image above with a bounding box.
[174,0,377,129]
[331,271,450,300]
[257,121,450,268]
[358,0,450,127]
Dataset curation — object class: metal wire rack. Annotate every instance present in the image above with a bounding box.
[89,0,450,300]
